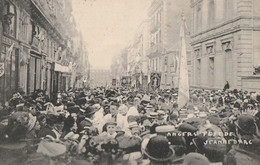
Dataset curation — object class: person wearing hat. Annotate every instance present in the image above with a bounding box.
[178,123,198,153]
[168,132,187,164]
[92,103,104,133]
[101,119,118,139]
[128,122,140,137]
[116,134,143,164]
[102,101,121,129]
[224,114,260,165]
[150,95,159,111]
[117,104,129,132]
[157,97,165,111]
[141,95,150,106]
[145,104,155,115]
[142,119,152,132]
[147,112,159,123]
[203,137,227,163]
[126,96,140,118]
[182,152,210,165]
[143,135,175,165]
[157,110,167,125]
[78,106,97,133]
[37,114,57,140]
[134,96,141,107]
[37,114,64,142]
[164,93,172,105]
[167,113,178,126]
[223,81,230,91]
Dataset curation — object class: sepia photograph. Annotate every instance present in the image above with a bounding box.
[0,0,260,164]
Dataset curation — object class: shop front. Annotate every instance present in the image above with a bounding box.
[0,43,19,103]
[27,52,42,94]
[54,62,71,92]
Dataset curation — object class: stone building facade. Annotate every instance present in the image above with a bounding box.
[0,0,89,103]
[147,0,192,90]
[190,0,260,90]
[126,20,150,90]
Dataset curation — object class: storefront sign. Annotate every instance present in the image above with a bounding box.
[0,63,4,77]
[54,63,71,73]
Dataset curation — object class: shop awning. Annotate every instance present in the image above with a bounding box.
[54,63,71,73]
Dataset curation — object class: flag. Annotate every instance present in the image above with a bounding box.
[177,14,190,109]
[5,43,15,62]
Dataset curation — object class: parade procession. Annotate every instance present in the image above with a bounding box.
[1,0,260,165]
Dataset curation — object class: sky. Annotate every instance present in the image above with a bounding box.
[72,0,151,70]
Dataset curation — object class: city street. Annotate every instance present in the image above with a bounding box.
[0,0,260,165]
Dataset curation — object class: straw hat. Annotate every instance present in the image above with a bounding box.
[128,122,139,129]
[147,112,158,118]
[155,125,175,134]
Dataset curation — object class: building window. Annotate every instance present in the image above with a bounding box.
[209,57,214,87]
[196,59,201,85]
[31,23,41,47]
[206,45,215,55]
[208,0,215,27]
[194,49,201,58]
[164,56,168,65]
[47,37,50,56]
[19,10,28,42]
[3,0,16,38]
[222,41,232,52]
[0,46,18,102]
[159,30,161,43]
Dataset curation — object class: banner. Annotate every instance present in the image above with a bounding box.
[112,79,117,86]
[177,14,190,109]
[5,43,14,62]
[150,73,161,91]
[121,76,127,86]
[121,76,131,87]
[0,63,4,77]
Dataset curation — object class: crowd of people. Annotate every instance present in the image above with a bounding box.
[0,87,260,165]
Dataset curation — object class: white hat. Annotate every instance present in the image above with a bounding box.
[128,122,139,129]
[157,110,166,115]
[187,113,196,119]
[197,112,207,118]
[155,125,175,133]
